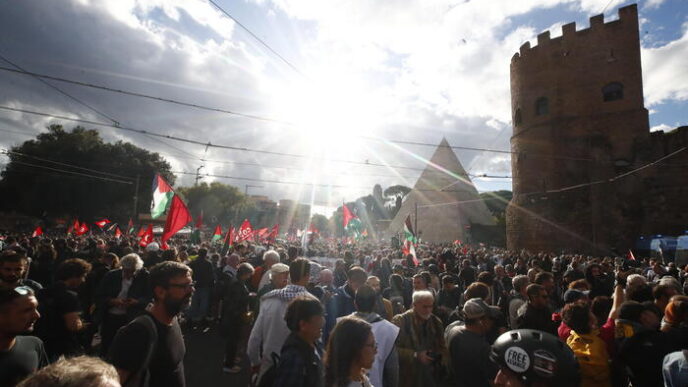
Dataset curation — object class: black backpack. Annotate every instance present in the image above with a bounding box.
[119,314,159,387]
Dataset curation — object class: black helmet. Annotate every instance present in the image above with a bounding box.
[490,329,580,386]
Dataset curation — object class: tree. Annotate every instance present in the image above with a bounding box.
[176,182,253,226]
[384,184,412,217]
[310,214,331,236]
[0,125,174,222]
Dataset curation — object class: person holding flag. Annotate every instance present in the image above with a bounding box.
[402,215,418,267]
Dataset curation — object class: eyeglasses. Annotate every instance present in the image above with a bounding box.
[0,286,33,304]
[168,281,196,290]
[13,286,32,296]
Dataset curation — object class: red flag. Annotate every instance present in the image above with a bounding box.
[256,228,269,238]
[161,240,170,250]
[195,210,204,229]
[139,224,153,247]
[308,224,319,234]
[32,226,43,238]
[95,218,111,228]
[70,219,80,235]
[75,222,89,236]
[266,224,279,242]
[237,219,253,242]
[136,226,146,237]
[222,227,235,248]
[627,249,636,261]
[342,204,356,228]
[161,195,192,243]
[114,227,122,239]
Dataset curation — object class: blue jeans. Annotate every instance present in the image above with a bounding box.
[189,286,211,322]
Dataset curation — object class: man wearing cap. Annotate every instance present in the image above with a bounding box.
[258,263,289,298]
[445,298,498,387]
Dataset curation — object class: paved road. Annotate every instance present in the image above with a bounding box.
[184,325,251,387]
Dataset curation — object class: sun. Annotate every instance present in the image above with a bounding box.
[268,70,378,154]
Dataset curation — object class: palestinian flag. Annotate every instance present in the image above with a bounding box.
[402,214,418,266]
[95,218,111,228]
[220,226,235,255]
[32,226,43,238]
[212,225,223,242]
[342,204,356,228]
[151,174,174,219]
[342,204,361,237]
[127,218,135,234]
[114,227,122,239]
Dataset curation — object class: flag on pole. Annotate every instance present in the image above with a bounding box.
[342,204,356,228]
[95,218,111,228]
[266,224,279,243]
[161,195,192,243]
[136,226,146,238]
[70,219,80,235]
[402,214,418,266]
[75,222,89,236]
[212,225,223,242]
[236,219,254,242]
[127,218,135,234]
[151,174,174,219]
[114,227,122,239]
[220,226,235,255]
[139,224,153,247]
[32,226,43,238]
[195,210,204,229]
[627,249,636,261]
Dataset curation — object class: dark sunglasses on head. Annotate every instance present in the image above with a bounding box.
[0,286,33,304]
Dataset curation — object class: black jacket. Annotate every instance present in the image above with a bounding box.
[274,332,323,387]
[189,257,215,288]
[93,268,150,324]
[220,273,250,328]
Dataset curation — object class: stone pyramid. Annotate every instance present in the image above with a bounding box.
[386,138,495,243]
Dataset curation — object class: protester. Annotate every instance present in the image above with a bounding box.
[255,250,280,292]
[324,316,376,387]
[562,302,611,386]
[445,298,498,387]
[187,248,214,329]
[517,284,558,336]
[257,262,289,298]
[274,296,325,387]
[34,258,91,360]
[247,258,313,383]
[220,262,254,373]
[325,266,368,341]
[17,355,120,387]
[365,276,393,320]
[348,284,399,387]
[108,261,193,387]
[0,286,47,386]
[94,253,150,356]
[508,275,529,329]
[392,290,446,387]
[0,250,42,292]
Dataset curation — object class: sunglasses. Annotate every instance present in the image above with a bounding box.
[0,286,33,304]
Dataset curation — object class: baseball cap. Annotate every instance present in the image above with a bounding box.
[463,298,500,320]
[563,289,589,304]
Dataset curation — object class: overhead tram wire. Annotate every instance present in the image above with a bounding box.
[0,66,591,162]
[172,170,371,189]
[1,150,134,180]
[206,0,305,77]
[8,160,133,184]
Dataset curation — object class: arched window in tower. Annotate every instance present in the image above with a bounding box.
[514,108,522,126]
[602,82,623,101]
[535,97,548,116]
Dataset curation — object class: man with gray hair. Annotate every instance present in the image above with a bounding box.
[392,290,447,387]
[508,275,529,329]
[253,250,280,292]
[95,253,150,356]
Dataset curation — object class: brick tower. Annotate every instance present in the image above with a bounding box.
[506,4,651,254]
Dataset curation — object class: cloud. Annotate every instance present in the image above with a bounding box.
[642,23,688,106]
[650,123,671,132]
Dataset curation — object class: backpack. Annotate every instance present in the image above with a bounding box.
[253,352,280,387]
[121,314,159,387]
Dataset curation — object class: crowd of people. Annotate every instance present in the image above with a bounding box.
[1,231,687,387]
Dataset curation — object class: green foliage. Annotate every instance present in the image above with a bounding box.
[479,190,513,218]
[177,182,253,225]
[310,213,331,236]
[0,125,173,221]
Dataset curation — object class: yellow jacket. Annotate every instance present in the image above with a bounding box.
[566,330,611,387]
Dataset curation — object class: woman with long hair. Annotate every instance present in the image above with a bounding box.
[324,317,376,387]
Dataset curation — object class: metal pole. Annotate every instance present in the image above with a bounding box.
[414,202,418,235]
[133,174,140,221]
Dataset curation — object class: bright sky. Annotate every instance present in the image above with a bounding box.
[0,0,686,216]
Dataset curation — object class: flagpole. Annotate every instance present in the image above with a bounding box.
[132,174,140,220]
[414,202,418,238]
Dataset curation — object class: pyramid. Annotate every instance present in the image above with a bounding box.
[386,138,496,243]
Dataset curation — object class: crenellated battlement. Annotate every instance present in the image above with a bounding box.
[511,3,638,63]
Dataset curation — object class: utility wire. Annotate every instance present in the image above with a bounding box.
[206,0,305,77]
[9,160,133,184]
[2,150,134,180]
[0,66,590,161]
[0,66,287,124]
